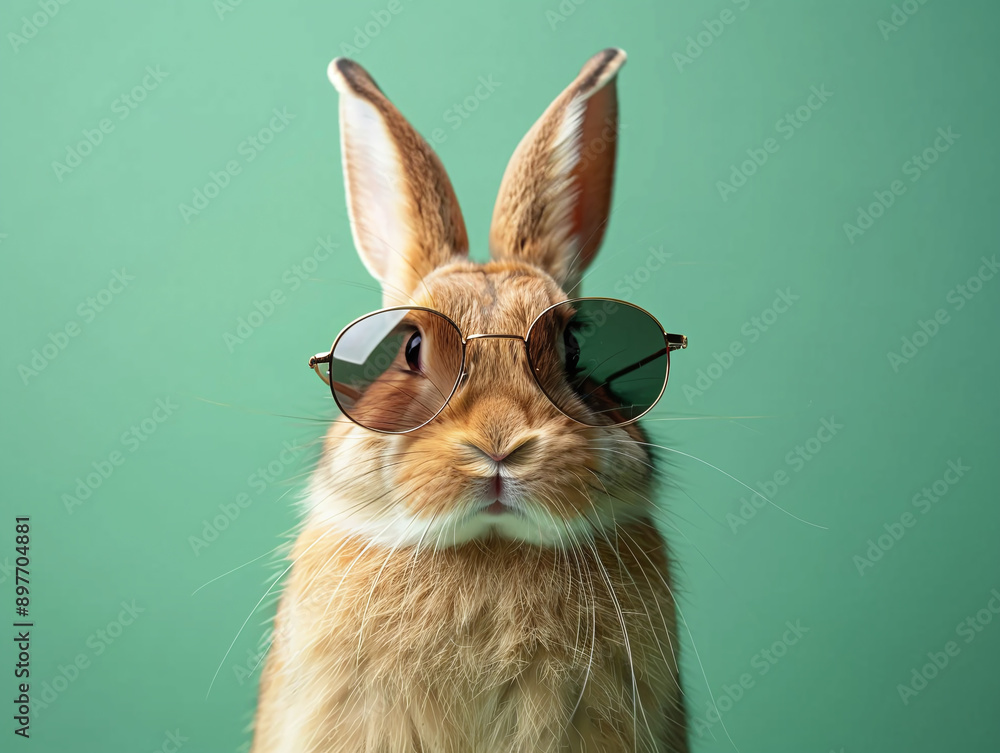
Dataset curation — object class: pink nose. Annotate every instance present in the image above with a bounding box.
[464,437,536,464]
[463,443,511,463]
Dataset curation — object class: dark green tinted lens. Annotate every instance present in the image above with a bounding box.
[529,299,669,426]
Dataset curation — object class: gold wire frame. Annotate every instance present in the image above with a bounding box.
[307,297,688,435]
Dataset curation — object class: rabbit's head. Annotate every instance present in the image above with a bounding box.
[310,49,662,549]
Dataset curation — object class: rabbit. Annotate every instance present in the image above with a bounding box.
[251,48,689,753]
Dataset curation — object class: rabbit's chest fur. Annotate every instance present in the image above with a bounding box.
[253,520,687,753]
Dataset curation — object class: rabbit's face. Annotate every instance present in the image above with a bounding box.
[311,260,653,548]
[311,50,652,548]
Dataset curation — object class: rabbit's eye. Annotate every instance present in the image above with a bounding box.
[404,331,422,372]
[563,327,581,377]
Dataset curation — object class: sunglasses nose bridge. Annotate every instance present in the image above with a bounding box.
[464,333,525,342]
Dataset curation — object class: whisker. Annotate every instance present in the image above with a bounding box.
[622,527,744,753]
[355,515,423,666]
[206,524,337,698]
[193,396,333,423]
[641,414,774,423]
[191,545,285,595]
[607,438,829,531]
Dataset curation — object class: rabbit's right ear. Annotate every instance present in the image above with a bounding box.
[328,58,469,306]
[489,48,625,293]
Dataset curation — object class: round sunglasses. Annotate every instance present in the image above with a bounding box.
[308,297,687,434]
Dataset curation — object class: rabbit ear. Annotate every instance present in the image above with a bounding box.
[328,58,469,306]
[489,48,625,292]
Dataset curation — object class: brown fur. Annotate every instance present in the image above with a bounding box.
[252,50,689,752]
[490,48,624,292]
[331,58,468,305]
[253,521,686,752]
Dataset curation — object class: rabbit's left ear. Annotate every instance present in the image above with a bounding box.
[489,48,625,292]
[328,58,469,306]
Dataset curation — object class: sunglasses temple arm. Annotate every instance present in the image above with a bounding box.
[309,352,332,386]
[603,347,668,385]
[604,333,687,382]
[603,332,687,385]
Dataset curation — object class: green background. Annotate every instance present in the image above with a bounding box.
[2,0,998,750]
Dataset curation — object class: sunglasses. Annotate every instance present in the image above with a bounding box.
[308,297,687,434]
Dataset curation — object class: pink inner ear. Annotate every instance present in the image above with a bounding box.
[340,94,413,288]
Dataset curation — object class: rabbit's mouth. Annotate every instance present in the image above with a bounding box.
[480,475,518,516]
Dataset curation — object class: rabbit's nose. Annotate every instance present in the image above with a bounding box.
[463,437,537,465]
